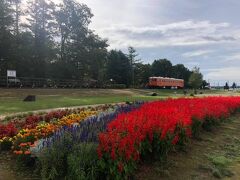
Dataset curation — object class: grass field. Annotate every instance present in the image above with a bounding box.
[0,88,236,116]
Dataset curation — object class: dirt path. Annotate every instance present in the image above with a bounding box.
[0,152,40,180]
[136,115,240,180]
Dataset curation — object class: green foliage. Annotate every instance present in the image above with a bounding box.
[151,59,173,77]
[134,63,151,87]
[208,155,234,178]
[140,133,174,162]
[127,46,141,87]
[0,0,14,76]
[105,84,127,89]
[172,64,192,87]
[175,125,189,150]
[16,154,35,167]
[38,133,101,180]
[12,135,35,151]
[0,0,202,88]
[0,139,13,151]
[209,155,232,168]
[202,116,220,132]
[67,143,99,180]
[39,133,72,179]
[189,67,203,90]
[106,50,131,87]
[191,118,203,139]
[98,154,136,180]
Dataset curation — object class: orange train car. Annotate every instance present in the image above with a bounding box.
[148,77,184,89]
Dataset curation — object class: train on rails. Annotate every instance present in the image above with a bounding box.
[147,77,184,89]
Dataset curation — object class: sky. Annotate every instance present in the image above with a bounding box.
[53,0,240,85]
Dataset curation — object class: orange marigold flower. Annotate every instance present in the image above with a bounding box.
[19,143,28,147]
[24,151,31,155]
[14,150,23,155]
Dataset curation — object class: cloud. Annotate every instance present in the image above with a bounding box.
[182,50,213,58]
[101,20,229,34]
[205,67,240,82]
[222,53,240,62]
[201,35,236,42]
[98,20,239,49]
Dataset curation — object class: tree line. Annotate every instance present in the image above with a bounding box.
[0,0,203,88]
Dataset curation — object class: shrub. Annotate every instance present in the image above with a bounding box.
[151,92,158,96]
[105,84,126,89]
[67,143,99,180]
[202,116,220,132]
[191,117,203,139]
[0,137,13,151]
[39,133,72,179]
[140,133,174,162]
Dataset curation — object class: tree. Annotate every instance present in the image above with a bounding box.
[54,0,108,82]
[0,0,14,76]
[151,59,173,77]
[11,0,21,36]
[172,64,191,87]
[224,82,229,90]
[232,82,236,89]
[0,0,206,89]
[24,0,57,77]
[55,0,93,62]
[189,67,203,93]
[134,63,151,87]
[127,46,141,87]
[202,80,209,89]
[106,50,131,86]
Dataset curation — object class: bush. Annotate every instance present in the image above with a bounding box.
[39,133,72,179]
[151,92,158,96]
[16,154,35,167]
[0,138,13,151]
[67,143,100,180]
[202,116,220,132]
[140,133,174,162]
[191,118,203,139]
[105,84,126,89]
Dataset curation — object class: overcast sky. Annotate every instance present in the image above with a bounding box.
[51,0,240,85]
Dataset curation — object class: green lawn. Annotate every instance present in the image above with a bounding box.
[0,88,233,116]
[0,95,163,115]
[0,88,173,115]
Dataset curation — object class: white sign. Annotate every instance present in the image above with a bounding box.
[7,70,16,77]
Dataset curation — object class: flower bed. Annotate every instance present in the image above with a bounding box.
[0,104,116,152]
[0,104,114,139]
[1,97,240,179]
[97,97,240,178]
[30,102,143,179]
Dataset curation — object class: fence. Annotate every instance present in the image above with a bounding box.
[0,76,95,88]
[0,76,128,89]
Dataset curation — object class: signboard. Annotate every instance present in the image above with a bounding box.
[7,70,16,77]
